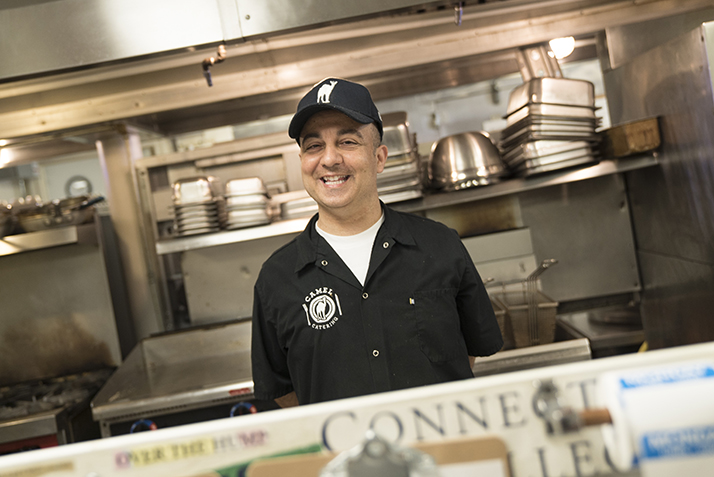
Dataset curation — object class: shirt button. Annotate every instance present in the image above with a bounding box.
[373,350,379,357]
[362,292,369,299]
[382,241,389,249]
[321,260,328,266]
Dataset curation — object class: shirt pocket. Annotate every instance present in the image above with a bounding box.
[413,288,466,363]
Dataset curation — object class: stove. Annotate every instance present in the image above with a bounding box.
[91,320,278,437]
[0,369,113,455]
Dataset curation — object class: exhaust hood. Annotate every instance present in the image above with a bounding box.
[0,0,453,82]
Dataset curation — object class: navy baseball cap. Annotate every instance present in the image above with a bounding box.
[288,78,383,143]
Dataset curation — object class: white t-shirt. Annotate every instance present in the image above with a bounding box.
[316,213,385,286]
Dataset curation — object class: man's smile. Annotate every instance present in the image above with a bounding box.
[321,175,350,185]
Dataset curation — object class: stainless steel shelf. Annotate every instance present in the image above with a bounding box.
[392,154,660,213]
[154,154,659,255]
[156,217,310,255]
[0,222,97,257]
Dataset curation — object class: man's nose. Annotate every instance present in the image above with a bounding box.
[321,144,343,168]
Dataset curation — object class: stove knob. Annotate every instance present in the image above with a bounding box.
[130,419,158,433]
[230,402,257,417]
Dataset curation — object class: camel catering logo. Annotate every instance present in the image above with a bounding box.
[303,287,342,330]
[317,80,338,103]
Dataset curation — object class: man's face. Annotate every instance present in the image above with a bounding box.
[298,110,388,218]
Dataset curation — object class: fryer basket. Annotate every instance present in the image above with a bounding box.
[493,290,558,348]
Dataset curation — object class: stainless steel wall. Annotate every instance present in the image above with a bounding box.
[519,175,640,303]
[601,19,714,348]
[182,234,297,324]
[0,0,447,81]
[0,234,122,385]
[0,0,232,81]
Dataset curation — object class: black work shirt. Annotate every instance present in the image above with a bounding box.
[251,204,503,405]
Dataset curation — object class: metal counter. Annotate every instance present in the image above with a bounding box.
[93,317,599,437]
[557,305,645,357]
[91,320,257,437]
[472,338,592,377]
[0,408,68,446]
[10,338,714,477]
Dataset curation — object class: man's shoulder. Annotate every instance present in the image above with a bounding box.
[388,207,458,238]
[262,236,300,269]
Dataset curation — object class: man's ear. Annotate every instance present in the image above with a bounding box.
[375,144,388,173]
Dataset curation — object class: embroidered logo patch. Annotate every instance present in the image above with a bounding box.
[303,287,342,330]
[317,80,337,103]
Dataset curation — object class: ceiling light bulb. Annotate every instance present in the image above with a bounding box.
[0,148,11,166]
[549,36,575,59]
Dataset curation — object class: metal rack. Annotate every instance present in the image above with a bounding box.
[0,223,98,257]
[152,153,659,255]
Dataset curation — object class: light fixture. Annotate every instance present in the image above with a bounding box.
[0,147,12,166]
[549,36,575,59]
[0,139,8,146]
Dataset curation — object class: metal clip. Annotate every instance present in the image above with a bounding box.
[533,380,613,435]
[320,430,437,477]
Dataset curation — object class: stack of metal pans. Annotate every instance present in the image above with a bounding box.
[378,112,423,203]
[499,78,601,176]
[172,176,225,236]
[223,177,272,229]
[273,190,318,221]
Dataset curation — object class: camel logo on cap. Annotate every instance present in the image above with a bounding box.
[302,286,342,330]
[317,80,338,104]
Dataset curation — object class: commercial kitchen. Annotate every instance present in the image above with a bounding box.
[1,1,714,476]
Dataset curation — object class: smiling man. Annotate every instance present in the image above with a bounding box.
[251,78,502,407]
[298,108,386,235]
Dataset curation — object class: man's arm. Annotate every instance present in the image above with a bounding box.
[469,356,476,369]
[275,391,299,408]
[456,237,504,357]
[252,284,296,407]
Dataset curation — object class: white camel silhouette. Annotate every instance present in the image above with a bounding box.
[317,81,338,103]
[315,299,328,320]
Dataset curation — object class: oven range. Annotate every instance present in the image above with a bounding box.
[0,368,113,455]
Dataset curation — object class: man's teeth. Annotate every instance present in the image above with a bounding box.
[322,176,348,184]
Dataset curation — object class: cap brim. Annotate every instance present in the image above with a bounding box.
[288,104,375,140]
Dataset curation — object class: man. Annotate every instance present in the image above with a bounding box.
[251,78,502,407]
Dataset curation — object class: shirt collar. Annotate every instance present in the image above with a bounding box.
[293,202,415,273]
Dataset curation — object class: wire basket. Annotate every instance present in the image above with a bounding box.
[488,258,559,348]
[495,289,558,348]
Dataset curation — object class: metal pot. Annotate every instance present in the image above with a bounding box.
[428,131,508,191]
[17,195,104,233]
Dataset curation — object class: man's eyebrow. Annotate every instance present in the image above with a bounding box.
[300,132,320,145]
[338,128,363,138]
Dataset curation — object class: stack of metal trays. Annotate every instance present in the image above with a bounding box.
[499,78,601,177]
[172,176,225,237]
[223,177,272,229]
[378,112,423,203]
[274,190,318,221]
